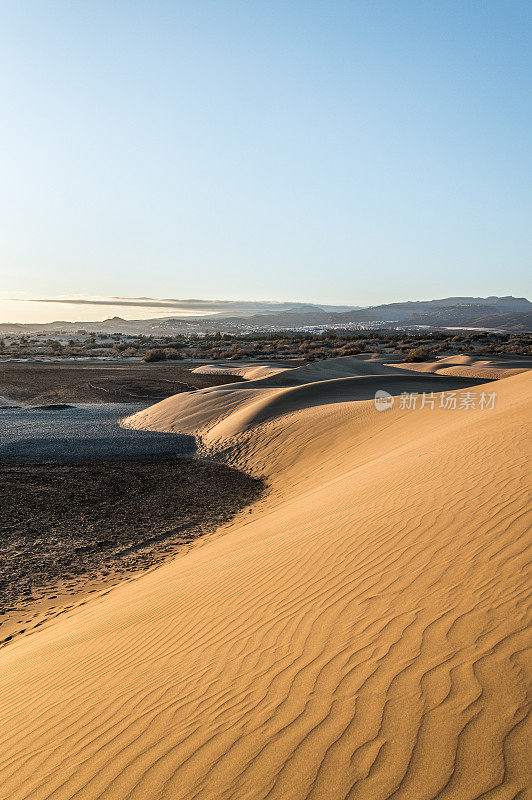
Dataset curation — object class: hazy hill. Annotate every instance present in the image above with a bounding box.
[1,296,530,334]
[466,311,532,331]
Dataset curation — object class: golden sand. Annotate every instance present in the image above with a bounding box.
[1,357,530,799]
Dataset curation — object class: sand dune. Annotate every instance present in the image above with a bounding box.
[191,362,288,381]
[123,356,491,440]
[0,358,530,799]
[248,354,428,384]
[393,354,532,380]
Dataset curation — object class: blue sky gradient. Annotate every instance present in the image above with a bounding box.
[1,1,530,321]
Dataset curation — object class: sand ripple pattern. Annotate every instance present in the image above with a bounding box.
[0,359,530,800]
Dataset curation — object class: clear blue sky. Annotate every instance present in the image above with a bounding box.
[1,0,531,321]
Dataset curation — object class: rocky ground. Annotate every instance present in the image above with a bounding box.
[0,458,264,628]
[0,361,245,404]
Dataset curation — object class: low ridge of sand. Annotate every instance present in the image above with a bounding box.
[191,362,289,380]
[1,356,530,800]
[392,353,532,380]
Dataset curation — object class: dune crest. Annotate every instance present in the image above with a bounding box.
[0,358,530,799]
[393,354,531,380]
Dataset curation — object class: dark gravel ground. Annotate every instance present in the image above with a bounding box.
[0,458,264,618]
[0,363,263,636]
[0,361,245,404]
[0,403,195,462]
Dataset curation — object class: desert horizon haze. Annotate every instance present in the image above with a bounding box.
[1,2,531,800]
[1,1,531,306]
[1,296,360,324]
[1,293,531,325]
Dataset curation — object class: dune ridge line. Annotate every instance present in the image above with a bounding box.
[0,356,530,800]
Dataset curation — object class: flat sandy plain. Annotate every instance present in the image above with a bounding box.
[0,354,530,800]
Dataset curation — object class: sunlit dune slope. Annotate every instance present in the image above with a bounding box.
[0,358,530,800]
[122,356,491,440]
[393,354,532,380]
[191,362,288,380]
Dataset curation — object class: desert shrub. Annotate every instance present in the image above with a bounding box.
[142,348,165,363]
[164,348,182,360]
[403,346,432,362]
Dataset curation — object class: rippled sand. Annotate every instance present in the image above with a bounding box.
[0,356,530,800]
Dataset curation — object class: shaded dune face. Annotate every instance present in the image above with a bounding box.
[0,357,530,800]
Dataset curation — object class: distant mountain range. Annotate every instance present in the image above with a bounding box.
[208,302,361,317]
[1,296,530,334]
